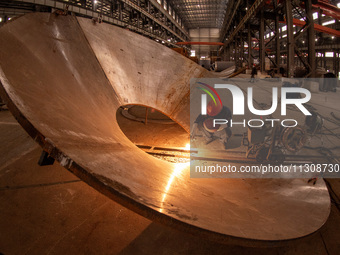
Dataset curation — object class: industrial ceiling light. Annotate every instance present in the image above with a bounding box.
[322,20,335,26]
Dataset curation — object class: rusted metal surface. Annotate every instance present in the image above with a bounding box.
[0,13,331,245]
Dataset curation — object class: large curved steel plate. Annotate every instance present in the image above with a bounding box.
[0,13,330,245]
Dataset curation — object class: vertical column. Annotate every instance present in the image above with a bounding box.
[228,45,232,61]
[248,23,253,68]
[241,34,244,66]
[225,44,229,62]
[259,10,265,72]
[274,0,280,70]
[275,18,281,70]
[334,51,339,77]
[285,0,295,77]
[235,37,239,67]
[238,15,243,68]
[234,37,238,67]
[305,0,315,77]
[118,2,123,21]
[110,1,114,16]
[198,28,201,59]
[232,42,235,63]
[92,0,97,11]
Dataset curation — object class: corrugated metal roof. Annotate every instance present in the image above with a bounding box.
[169,0,229,29]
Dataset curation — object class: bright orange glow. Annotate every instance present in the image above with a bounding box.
[160,162,189,213]
[185,143,190,150]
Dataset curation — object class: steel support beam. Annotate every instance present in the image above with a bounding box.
[285,0,295,77]
[312,2,340,20]
[259,10,265,72]
[274,0,280,69]
[237,36,241,67]
[232,42,236,63]
[6,0,188,42]
[278,19,340,37]
[241,33,244,65]
[219,0,242,42]
[226,45,231,61]
[248,23,253,67]
[220,0,265,53]
[305,0,315,77]
[118,2,122,20]
[335,50,340,77]
[120,0,187,41]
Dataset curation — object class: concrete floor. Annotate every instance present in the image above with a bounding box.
[0,109,340,254]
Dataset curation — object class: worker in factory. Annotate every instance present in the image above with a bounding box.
[250,64,257,83]
[191,100,232,149]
